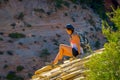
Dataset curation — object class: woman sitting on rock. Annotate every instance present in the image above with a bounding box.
[53,24,81,64]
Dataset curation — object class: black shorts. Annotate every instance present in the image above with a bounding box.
[72,48,79,57]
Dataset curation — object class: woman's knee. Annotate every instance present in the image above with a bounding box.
[60,44,64,46]
[59,44,64,48]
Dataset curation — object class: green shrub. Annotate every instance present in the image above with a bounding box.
[84,31,88,35]
[56,34,61,38]
[81,5,88,9]
[8,40,13,43]
[3,64,8,69]
[7,50,13,55]
[6,71,24,80]
[0,51,4,55]
[90,28,94,31]
[85,8,120,80]
[86,42,120,80]
[17,12,24,20]
[22,29,25,31]
[52,39,59,46]
[31,34,36,37]
[0,0,9,4]
[94,27,101,31]
[78,0,107,20]
[16,65,24,72]
[28,73,32,78]
[73,5,77,9]
[46,11,51,15]
[18,0,22,2]
[71,17,76,22]
[56,26,60,29]
[88,16,96,27]
[10,23,16,27]
[34,41,37,44]
[10,23,16,29]
[34,8,45,13]
[24,22,32,27]
[40,49,50,57]
[0,37,3,41]
[18,42,23,45]
[43,39,47,42]
[94,40,100,49]
[26,23,32,27]
[9,32,26,39]
[54,0,63,9]
[54,0,70,9]
[63,1,70,8]
[70,0,78,4]
[0,32,4,35]
[64,12,68,16]
[6,71,16,80]
[39,16,42,18]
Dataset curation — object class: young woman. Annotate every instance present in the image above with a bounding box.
[53,24,81,64]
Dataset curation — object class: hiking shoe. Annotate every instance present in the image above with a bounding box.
[46,62,60,68]
[57,60,64,65]
[70,56,76,61]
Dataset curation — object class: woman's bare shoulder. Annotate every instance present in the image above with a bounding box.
[72,33,79,40]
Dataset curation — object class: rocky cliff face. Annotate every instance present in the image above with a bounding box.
[0,0,106,80]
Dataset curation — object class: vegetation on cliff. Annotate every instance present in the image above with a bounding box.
[86,8,120,80]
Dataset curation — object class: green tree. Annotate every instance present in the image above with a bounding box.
[85,8,120,80]
[39,49,50,62]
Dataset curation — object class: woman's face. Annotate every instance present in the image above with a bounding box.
[66,29,72,35]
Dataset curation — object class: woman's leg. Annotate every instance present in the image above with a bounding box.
[53,44,73,64]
